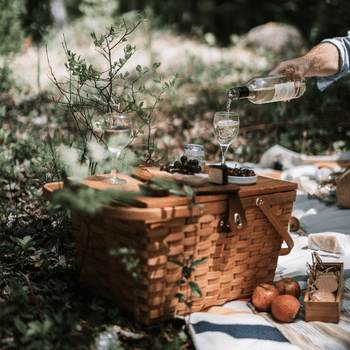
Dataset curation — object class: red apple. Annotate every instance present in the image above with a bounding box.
[275,277,301,299]
[271,295,300,323]
[251,283,279,312]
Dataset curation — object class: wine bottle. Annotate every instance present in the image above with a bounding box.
[227,74,306,104]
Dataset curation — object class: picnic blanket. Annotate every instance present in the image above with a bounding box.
[185,163,350,350]
[186,283,350,350]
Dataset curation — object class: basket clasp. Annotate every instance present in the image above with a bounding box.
[218,191,247,235]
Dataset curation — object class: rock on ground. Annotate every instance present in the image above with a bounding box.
[241,22,307,59]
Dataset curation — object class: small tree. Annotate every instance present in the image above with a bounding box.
[47,14,178,171]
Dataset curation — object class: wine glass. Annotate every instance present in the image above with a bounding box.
[103,113,133,184]
[213,111,239,165]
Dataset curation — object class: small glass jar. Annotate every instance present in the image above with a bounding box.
[183,144,206,173]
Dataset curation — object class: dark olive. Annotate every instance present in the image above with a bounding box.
[181,155,187,163]
[180,167,189,174]
[246,169,256,177]
[194,165,201,173]
[189,165,196,173]
[174,161,181,168]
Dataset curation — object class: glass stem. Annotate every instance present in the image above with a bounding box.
[220,145,229,165]
[110,149,122,181]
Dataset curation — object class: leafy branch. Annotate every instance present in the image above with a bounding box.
[168,185,207,327]
[47,13,179,167]
[169,253,208,314]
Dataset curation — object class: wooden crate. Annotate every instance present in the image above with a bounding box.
[304,262,344,323]
[43,173,297,325]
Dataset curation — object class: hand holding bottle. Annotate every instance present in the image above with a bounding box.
[269,62,307,89]
[269,42,341,88]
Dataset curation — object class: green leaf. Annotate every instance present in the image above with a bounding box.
[14,317,27,334]
[152,62,161,69]
[175,279,185,285]
[42,318,53,334]
[183,185,196,197]
[36,221,43,230]
[17,236,33,249]
[189,281,202,297]
[191,257,208,268]
[177,325,188,342]
[25,320,42,337]
[169,189,186,197]
[195,203,204,212]
[168,259,184,267]
[175,293,186,301]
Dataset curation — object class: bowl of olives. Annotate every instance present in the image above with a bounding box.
[227,166,258,185]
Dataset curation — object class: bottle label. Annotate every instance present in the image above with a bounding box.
[273,82,297,101]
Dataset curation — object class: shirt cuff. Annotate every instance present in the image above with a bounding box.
[317,33,350,90]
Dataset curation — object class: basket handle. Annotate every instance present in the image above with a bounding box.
[256,197,294,256]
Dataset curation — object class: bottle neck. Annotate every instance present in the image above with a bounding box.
[227,86,250,100]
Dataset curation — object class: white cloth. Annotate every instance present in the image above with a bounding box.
[277,191,350,278]
[257,145,350,170]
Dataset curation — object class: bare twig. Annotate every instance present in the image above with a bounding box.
[19,272,44,323]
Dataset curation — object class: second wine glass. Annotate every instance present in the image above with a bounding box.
[213,111,239,165]
[103,113,133,184]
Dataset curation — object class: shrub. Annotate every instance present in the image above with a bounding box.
[0,0,25,56]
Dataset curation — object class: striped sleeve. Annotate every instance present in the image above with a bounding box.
[317,30,350,90]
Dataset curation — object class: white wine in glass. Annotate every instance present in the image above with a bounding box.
[103,113,133,184]
[213,111,239,165]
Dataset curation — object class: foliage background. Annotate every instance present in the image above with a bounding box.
[3,0,347,163]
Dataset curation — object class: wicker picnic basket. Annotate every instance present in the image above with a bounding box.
[43,170,297,325]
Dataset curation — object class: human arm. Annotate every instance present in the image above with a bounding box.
[269,30,350,90]
[269,43,340,87]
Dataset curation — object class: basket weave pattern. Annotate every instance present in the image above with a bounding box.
[71,192,294,325]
